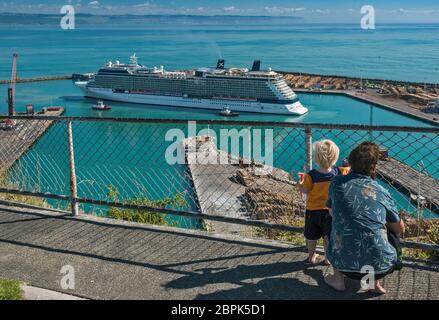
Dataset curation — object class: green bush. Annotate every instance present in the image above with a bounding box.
[107,185,187,227]
[427,224,439,244]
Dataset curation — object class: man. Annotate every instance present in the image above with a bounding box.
[324,142,405,294]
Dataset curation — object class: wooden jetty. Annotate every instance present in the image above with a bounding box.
[182,136,252,235]
[377,157,439,213]
[0,108,65,175]
[182,136,300,235]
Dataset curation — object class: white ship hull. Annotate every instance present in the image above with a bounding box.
[76,84,308,115]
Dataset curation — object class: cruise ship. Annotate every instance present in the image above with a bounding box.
[75,54,308,115]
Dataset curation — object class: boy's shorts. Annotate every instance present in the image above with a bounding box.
[304,209,332,241]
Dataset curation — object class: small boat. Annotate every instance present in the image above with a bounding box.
[92,101,111,111]
[1,119,16,131]
[219,107,239,117]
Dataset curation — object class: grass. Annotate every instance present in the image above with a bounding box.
[0,170,48,208]
[401,213,439,262]
[253,215,308,246]
[0,279,23,300]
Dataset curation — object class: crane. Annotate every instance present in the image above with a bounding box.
[8,53,18,117]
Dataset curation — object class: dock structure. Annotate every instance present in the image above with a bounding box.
[377,157,439,213]
[182,136,302,235]
[182,136,252,235]
[0,75,72,85]
[0,108,65,175]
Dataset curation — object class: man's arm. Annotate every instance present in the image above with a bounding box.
[383,191,405,235]
[387,220,405,235]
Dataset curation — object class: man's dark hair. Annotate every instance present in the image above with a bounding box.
[348,142,380,176]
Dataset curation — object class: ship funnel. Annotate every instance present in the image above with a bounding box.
[251,60,261,71]
[216,59,225,69]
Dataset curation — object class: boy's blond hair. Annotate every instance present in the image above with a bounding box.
[312,139,340,169]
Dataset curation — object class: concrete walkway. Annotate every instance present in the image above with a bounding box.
[0,204,438,300]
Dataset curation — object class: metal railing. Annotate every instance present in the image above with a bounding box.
[0,115,438,253]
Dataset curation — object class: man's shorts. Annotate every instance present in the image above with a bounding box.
[304,209,332,241]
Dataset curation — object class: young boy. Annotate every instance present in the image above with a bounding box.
[298,140,349,264]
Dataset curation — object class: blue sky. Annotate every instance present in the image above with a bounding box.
[2,0,439,22]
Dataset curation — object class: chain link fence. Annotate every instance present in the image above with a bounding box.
[0,116,438,253]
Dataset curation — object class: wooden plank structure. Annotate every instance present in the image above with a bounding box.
[182,136,252,235]
[182,135,301,235]
[377,157,439,213]
[0,108,65,175]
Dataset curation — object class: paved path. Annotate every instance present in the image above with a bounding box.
[0,204,438,300]
[21,285,86,300]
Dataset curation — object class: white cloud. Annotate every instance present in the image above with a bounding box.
[313,9,333,14]
[88,1,99,7]
[398,8,409,15]
[264,7,305,15]
[223,6,235,12]
[133,2,154,8]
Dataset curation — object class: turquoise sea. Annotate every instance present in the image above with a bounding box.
[0,18,439,82]
[0,17,438,224]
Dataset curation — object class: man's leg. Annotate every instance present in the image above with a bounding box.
[324,267,346,291]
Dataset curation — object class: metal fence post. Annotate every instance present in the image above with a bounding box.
[67,120,78,216]
[305,127,313,172]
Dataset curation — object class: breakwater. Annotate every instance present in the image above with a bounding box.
[0,75,72,85]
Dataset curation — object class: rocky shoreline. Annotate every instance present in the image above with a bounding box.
[0,75,72,85]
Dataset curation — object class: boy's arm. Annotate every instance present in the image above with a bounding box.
[298,173,312,194]
[298,184,309,194]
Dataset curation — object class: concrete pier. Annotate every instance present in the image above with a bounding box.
[0,76,72,85]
